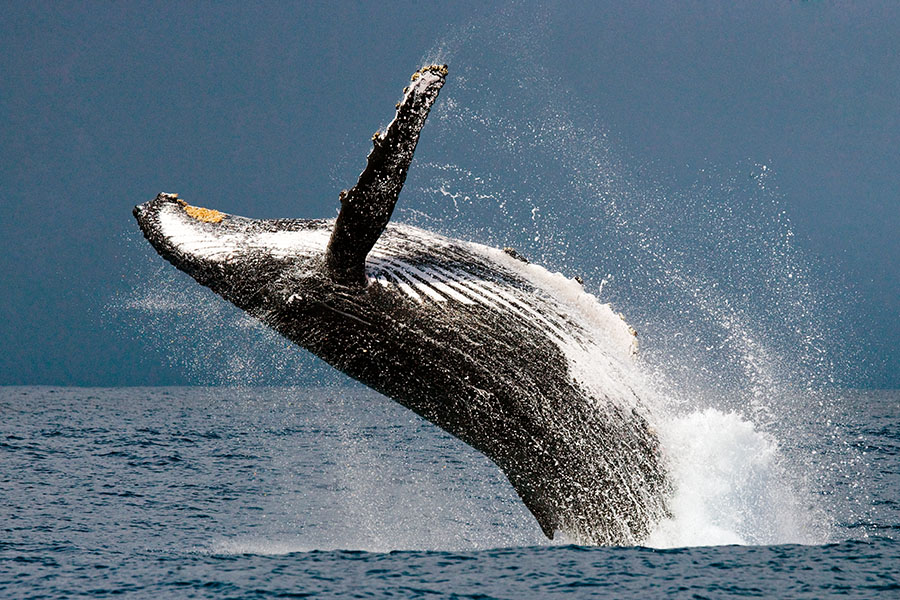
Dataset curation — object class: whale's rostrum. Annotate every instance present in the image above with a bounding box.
[133,64,670,545]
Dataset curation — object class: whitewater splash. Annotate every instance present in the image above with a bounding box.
[648,409,826,547]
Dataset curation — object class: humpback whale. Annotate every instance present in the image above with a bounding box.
[133,65,670,545]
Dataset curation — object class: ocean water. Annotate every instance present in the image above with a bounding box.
[2,386,897,598]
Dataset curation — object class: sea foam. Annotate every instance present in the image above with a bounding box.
[648,407,819,548]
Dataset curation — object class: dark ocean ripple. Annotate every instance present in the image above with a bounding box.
[1,387,897,598]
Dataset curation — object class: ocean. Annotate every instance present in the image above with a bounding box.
[2,386,897,598]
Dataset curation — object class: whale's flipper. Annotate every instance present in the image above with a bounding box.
[325,65,448,286]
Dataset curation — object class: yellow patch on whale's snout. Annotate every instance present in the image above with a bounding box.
[178,199,224,223]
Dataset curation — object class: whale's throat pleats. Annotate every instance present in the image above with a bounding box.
[324,65,447,287]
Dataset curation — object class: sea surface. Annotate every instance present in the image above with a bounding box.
[2,386,897,598]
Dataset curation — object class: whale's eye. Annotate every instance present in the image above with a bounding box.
[179,200,224,223]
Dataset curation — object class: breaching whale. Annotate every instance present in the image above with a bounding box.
[133,65,670,545]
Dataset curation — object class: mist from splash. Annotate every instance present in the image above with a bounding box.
[115,10,867,551]
[112,244,334,388]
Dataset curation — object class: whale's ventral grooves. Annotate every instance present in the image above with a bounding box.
[133,64,670,546]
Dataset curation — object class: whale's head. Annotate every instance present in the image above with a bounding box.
[133,193,333,311]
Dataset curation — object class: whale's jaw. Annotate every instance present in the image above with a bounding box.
[133,192,332,311]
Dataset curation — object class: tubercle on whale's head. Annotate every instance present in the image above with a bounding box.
[133,192,221,224]
[180,201,224,223]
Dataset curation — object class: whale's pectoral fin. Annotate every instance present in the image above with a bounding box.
[324,65,448,286]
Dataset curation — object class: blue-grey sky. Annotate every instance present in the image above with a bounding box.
[1,2,897,388]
